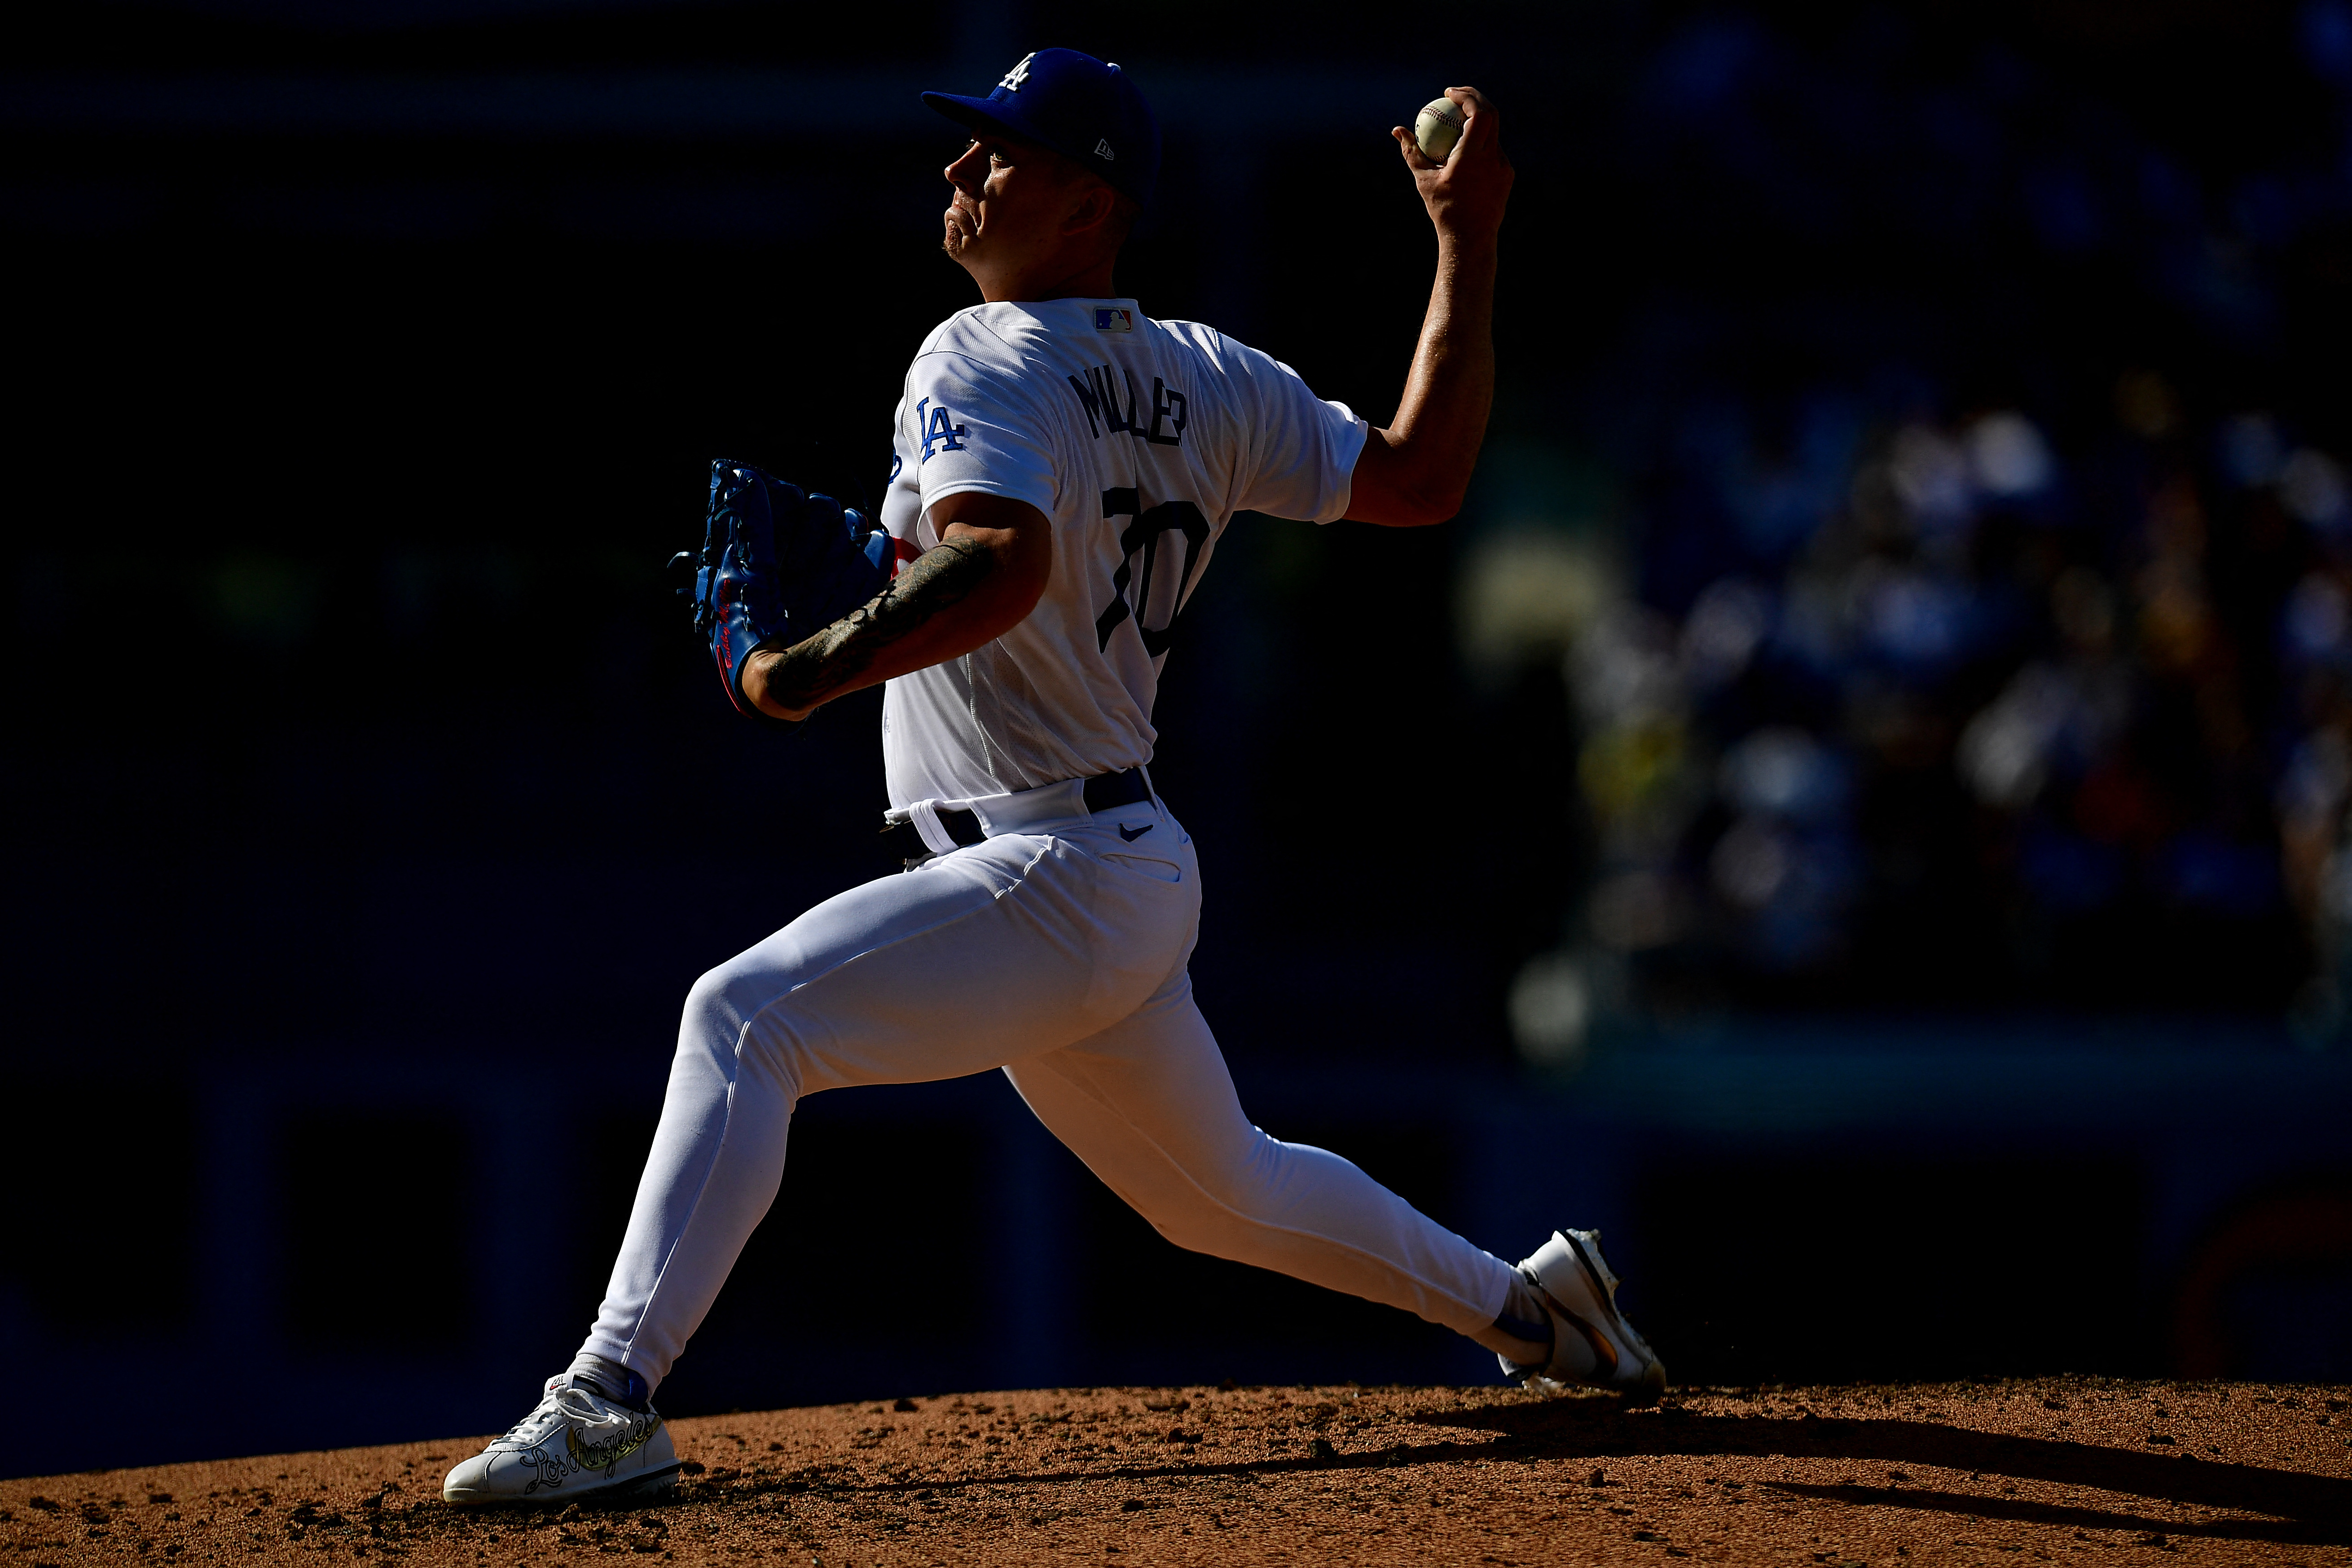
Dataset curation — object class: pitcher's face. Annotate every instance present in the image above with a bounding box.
[941,132,1088,282]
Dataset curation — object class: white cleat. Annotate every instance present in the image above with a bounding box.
[1501,1227,1667,1404]
[443,1375,680,1505]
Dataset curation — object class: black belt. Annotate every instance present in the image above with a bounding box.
[879,767,1153,862]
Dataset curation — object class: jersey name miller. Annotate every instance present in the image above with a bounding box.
[1067,365,1187,447]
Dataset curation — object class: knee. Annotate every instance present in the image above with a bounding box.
[677,957,779,1062]
[678,951,819,1076]
[681,957,732,1016]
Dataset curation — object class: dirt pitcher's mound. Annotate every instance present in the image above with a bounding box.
[5,1379,2349,1566]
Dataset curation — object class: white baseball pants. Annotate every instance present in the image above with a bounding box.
[581,777,1519,1388]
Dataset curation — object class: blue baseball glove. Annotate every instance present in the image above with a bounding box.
[673,460,897,729]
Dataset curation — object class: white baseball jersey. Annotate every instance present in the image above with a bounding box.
[877,297,1368,808]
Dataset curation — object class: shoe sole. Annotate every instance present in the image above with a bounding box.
[444,1462,682,1507]
[1562,1230,1667,1403]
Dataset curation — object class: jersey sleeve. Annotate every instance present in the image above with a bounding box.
[904,350,1061,522]
[1223,338,1370,524]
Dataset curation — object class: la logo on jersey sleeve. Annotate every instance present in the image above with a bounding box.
[915,396,968,462]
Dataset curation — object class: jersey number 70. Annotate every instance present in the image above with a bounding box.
[1093,488,1210,658]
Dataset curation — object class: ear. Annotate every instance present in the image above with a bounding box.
[1061,180,1119,240]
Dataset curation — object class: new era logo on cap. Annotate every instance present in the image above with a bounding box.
[1095,307,1133,332]
[1095,137,1116,161]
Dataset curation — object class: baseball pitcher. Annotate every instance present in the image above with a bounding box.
[444,48,1662,1506]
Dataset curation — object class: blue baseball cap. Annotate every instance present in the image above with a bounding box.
[923,48,1161,209]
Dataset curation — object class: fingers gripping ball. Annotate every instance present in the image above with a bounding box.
[1414,96,1464,162]
[671,461,896,730]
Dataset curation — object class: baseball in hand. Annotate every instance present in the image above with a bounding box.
[1414,96,1464,161]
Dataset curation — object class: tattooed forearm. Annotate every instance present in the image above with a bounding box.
[757,536,1000,714]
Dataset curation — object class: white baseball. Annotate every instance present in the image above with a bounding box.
[1414,96,1464,162]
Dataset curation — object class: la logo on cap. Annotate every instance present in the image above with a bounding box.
[999,52,1034,91]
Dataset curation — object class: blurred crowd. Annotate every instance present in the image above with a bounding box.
[1473,384,2352,1053]
[1452,0,2352,1054]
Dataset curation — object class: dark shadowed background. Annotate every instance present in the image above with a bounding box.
[6,0,2352,1479]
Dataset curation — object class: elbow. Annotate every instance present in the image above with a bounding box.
[979,548,1053,639]
[1386,483,1464,528]
[1414,485,1468,527]
[1347,488,1459,529]
[995,575,1050,638]
[1350,429,1468,526]
[1009,538,1054,621]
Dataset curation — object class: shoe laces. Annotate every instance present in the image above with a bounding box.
[506,1381,640,1444]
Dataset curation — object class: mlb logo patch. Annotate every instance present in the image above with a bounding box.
[1095,307,1134,333]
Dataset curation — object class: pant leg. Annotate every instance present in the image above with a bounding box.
[1002,973,1518,1337]
[582,809,1200,1386]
